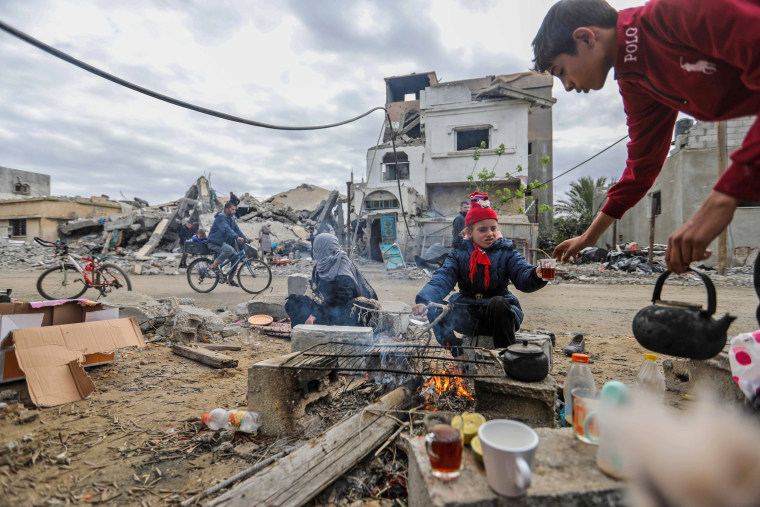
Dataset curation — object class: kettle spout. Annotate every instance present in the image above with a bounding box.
[716,313,737,332]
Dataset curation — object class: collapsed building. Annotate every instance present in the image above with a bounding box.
[354,71,555,264]
[593,116,760,268]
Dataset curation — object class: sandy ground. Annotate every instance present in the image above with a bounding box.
[1,268,758,505]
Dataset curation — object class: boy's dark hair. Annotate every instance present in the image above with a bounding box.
[532,0,618,73]
[460,201,469,207]
[224,201,235,210]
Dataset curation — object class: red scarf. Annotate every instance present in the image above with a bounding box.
[469,246,491,289]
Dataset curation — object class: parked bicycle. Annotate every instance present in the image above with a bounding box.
[185,242,272,294]
[34,237,132,300]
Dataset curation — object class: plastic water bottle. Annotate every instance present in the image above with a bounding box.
[563,353,596,426]
[202,409,260,433]
[202,408,232,430]
[634,354,666,399]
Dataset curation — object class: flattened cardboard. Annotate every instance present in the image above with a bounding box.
[13,318,144,406]
[0,301,121,384]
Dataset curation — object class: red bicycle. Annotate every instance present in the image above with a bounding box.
[34,237,132,300]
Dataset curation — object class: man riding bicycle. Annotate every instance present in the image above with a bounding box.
[207,201,251,286]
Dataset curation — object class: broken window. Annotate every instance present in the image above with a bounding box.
[13,182,30,195]
[651,191,662,216]
[365,191,399,210]
[382,152,409,181]
[9,219,26,237]
[456,127,490,151]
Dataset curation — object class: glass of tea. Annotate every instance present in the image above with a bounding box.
[423,412,463,480]
[539,258,556,281]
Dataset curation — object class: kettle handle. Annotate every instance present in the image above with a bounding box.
[651,267,716,317]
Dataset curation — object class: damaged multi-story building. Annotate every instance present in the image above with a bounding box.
[354,71,555,263]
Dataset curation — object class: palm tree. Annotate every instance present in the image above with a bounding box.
[554,176,608,228]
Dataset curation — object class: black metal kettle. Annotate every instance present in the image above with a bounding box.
[632,267,736,360]
[499,340,549,382]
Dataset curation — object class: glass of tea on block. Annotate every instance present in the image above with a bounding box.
[539,258,556,282]
[423,412,463,480]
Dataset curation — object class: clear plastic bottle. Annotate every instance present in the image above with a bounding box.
[202,409,260,433]
[202,408,232,430]
[563,353,596,425]
[229,410,260,433]
[634,353,666,399]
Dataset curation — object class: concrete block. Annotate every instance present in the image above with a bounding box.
[475,374,557,428]
[132,263,143,275]
[237,296,288,320]
[291,324,374,352]
[663,350,744,403]
[247,353,345,435]
[287,274,309,296]
[404,427,624,507]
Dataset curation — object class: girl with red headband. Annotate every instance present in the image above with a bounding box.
[412,192,551,355]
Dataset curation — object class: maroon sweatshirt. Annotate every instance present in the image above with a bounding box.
[602,0,760,219]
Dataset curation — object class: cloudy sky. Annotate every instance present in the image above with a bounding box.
[0,0,649,205]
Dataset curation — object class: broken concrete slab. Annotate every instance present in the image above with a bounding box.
[376,301,410,335]
[404,427,624,507]
[236,296,288,320]
[173,304,225,343]
[291,324,374,352]
[136,218,170,257]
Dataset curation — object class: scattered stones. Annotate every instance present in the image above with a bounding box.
[17,409,38,425]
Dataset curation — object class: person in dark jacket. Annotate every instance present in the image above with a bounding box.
[207,202,250,285]
[452,200,470,249]
[286,233,376,326]
[412,192,550,355]
[533,0,760,274]
[178,221,199,268]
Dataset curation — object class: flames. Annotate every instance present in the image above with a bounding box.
[422,366,474,401]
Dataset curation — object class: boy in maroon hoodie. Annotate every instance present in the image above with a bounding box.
[532,0,760,273]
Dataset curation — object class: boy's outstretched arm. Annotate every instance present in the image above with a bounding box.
[553,212,616,263]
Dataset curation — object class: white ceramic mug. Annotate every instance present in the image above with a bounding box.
[478,420,539,497]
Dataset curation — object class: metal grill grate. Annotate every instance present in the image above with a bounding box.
[280,342,504,378]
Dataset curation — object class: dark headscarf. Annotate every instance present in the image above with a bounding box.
[313,233,361,292]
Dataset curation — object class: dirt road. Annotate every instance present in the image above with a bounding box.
[1,268,758,505]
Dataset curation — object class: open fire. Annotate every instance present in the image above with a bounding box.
[421,366,474,407]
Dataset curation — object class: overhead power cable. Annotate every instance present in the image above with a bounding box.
[541,134,629,186]
[0,18,384,130]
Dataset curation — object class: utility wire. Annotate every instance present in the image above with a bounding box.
[541,134,629,186]
[0,18,385,131]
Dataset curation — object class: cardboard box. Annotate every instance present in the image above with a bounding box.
[0,300,145,406]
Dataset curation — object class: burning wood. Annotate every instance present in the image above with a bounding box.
[421,366,475,411]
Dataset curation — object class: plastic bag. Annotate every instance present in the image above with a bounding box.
[728,330,760,402]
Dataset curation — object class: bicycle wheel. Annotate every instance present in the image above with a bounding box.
[99,263,133,294]
[237,259,272,294]
[187,257,219,293]
[37,264,88,300]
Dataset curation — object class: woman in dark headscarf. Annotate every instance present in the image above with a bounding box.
[285,233,376,326]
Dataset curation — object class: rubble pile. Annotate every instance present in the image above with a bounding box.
[560,263,755,287]
[100,292,253,343]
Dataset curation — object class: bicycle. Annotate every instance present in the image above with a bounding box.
[34,237,132,300]
[186,241,272,294]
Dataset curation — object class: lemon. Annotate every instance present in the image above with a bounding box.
[470,435,483,462]
[461,412,486,444]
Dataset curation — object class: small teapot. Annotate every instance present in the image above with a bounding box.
[499,340,549,382]
[632,268,735,360]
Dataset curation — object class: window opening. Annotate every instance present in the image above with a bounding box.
[382,152,409,181]
[651,191,662,216]
[457,128,489,151]
[10,219,27,237]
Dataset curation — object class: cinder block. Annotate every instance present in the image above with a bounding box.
[287,274,309,296]
[247,353,343,435]
[475,374,557,428]
[291,324,373,352]
[663,351,745,403]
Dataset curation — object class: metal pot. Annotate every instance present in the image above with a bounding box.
[499,340,549,382]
